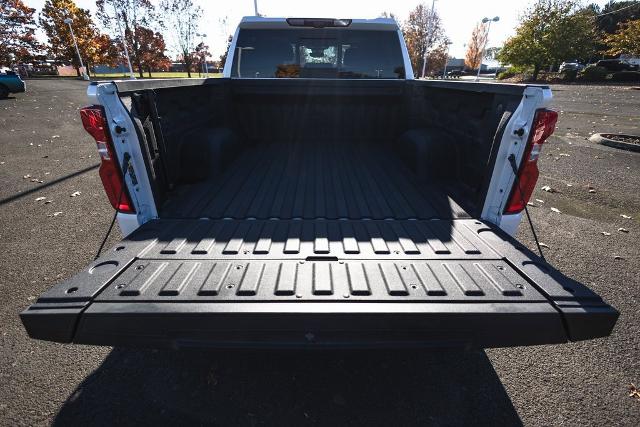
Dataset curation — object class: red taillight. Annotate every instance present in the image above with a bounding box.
[504,108,558,214]
[80,106,135,213]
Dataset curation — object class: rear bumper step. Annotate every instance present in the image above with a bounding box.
[21,300,617,349]
[23,302,574,349]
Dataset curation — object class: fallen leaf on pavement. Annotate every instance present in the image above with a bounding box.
[23,174,31,179]
[551,207,561,213]
[527,202,536,207]
[539,243,550,249]
[601,232,611,236]
[618,228,629,233]
[35,197,46,201]
[588,189,596,193]
[614,255,624,260]
[559,153,570,157]
[51,135,60,138]
[44,200,52,204]
[535,199,545,204]
[629,384,640,401]
[541,185,556,193]
[48,212,63,217]
[70,191,81,197]
[566,183,573,187]
[620,214,632,219]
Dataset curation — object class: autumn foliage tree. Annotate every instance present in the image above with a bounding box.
[0,0,41,65]
[160,0,202,77]
[497,0,596,80]
[194,41,211,75]
[96,0,163,78]
[133,26,171,76]
[465,22,489,70]
[402,3,449,77]
[603,19,640,56]
[39,0,118,76]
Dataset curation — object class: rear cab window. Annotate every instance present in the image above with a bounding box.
[231,29,405,79]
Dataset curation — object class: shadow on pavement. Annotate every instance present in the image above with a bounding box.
[0,164,98,207]
[53,348,521,426]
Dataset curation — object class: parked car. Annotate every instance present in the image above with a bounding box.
[0,70,26,98]
[595,59,638,72]
[21,16,617,350]
[559,61,585,72]
[446,69,463,78]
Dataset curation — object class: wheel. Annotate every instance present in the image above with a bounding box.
[0,85,9,99]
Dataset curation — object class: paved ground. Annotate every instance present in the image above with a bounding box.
[0,80,638,426]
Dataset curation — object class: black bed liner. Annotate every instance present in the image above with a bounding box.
[161,143,470,220]
[21,217,617,349]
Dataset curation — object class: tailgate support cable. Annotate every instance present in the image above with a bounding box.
[94,153,131,260]
[508,154,546,261]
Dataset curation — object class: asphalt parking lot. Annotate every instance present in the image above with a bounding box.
[1,79,638,426]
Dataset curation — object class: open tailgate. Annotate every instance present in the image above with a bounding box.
[21,219,617,349]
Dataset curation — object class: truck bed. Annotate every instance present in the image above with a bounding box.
[161,142,470,220]
[20,79,617,349]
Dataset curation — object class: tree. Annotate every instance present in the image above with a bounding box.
[39,0,117,76]
[194,41,210,75]
[497,0,597,80]
[403,3,450,77]
[465,22,489,70]
[485,46,502,61]
[160,0,202,77]
[0,0,41,65]
[218,34,232,69]
[604,19,640,56]
[133,26,171,77]
[592,1,640,34]
[96,0,158,78]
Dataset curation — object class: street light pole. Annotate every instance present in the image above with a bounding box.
[420,0,436,78]
[442,41,453,79]
[63,18,89,81]
[475,16,499,82]
[113,5,135,79]
[254,0,259,16]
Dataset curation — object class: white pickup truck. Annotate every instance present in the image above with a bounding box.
[21,17,617,349]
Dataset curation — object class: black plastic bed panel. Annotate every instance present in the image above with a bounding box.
[21,218,618,349]
[161,143,470,220]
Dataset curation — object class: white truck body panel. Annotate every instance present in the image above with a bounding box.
[87,83,158,233]
[480,85,553,233]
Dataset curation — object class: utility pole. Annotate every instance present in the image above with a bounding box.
[475,16,499,82]
[63,18,89,81]
[420,0,436,79]
[113,5,135,79]
[254,0,259,16]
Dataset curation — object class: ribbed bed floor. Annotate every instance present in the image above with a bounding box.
[161,143,470,220]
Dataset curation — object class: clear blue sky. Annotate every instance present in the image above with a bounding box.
[28,0,612,59]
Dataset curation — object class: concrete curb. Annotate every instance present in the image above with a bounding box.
[589,133,640,153]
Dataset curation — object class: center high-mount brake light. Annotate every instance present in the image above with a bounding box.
[80,105,135,214]
[504,108,558,214]
[286,18,352,28]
